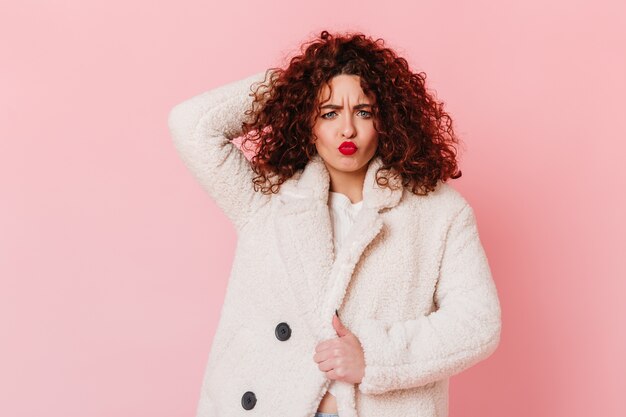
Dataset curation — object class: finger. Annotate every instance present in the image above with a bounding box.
[317,357,337,372]
[313,349,329,364]
[332,314,350,337]
[325,368,341,381]
[315,337,339,353]
[314,344,343,362]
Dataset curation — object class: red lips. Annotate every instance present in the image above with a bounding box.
[338,141,358,155]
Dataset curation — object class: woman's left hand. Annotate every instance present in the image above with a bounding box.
[313,314,365,385]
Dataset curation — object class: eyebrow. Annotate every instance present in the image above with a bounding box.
[319,103,373,110]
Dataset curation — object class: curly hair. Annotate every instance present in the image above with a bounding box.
[240,29,463,196]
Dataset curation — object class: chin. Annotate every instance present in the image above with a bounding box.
[331,156,369,172]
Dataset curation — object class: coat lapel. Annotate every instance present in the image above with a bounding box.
[273,154,403,341]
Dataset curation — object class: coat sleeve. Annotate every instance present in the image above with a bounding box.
[167,70,272,232]
[352,203,502,395]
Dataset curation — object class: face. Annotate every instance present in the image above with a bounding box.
[311,74,379,175]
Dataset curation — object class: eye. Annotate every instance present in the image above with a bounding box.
[321,110,372,120]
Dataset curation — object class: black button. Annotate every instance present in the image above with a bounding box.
[274,322,291,341]
[241,391,257,410]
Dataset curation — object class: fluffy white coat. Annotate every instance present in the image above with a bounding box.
[168,71,502,417]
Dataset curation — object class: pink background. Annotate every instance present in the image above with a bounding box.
[1,1,625,416]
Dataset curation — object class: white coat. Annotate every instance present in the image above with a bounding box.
[168,71,502,417]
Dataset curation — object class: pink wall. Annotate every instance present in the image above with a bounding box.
[1,1,624,416]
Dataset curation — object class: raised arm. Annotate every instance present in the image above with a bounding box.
[353,203,502,395]
[167,70,271,232]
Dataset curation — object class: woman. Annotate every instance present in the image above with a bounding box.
[168,30,502,417]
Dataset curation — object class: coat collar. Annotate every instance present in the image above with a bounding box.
[272,154,403,342]
[276,153,403,211]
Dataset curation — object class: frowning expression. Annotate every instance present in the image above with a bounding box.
[311,74,379,173]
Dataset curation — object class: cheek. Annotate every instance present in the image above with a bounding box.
[362,128,379,149]
[359,119,377,136]
[313,125,334,145]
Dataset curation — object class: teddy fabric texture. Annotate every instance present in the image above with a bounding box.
[326,191,364,399]
[168,70,502,417]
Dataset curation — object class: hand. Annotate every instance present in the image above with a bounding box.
[313,313,365,384]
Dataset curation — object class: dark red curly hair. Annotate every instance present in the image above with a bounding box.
[240,29,462,196]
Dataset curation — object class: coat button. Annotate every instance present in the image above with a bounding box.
[241,391,257,410]
[275,322,291,341]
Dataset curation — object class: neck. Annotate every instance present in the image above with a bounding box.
[326,162,368,204]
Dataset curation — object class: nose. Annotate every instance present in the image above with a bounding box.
[341,115,356,139]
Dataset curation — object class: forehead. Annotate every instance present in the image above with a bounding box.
[316,74,373,103]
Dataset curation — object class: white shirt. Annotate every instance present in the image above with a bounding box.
[326,191,363,397]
